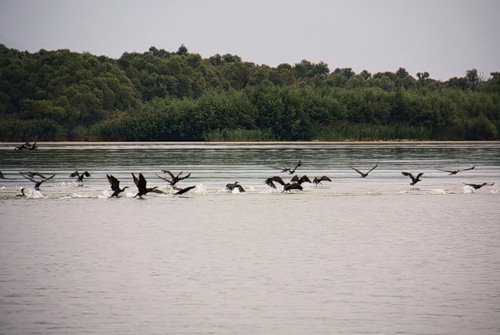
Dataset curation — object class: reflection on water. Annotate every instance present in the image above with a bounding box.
[1,142,499,334]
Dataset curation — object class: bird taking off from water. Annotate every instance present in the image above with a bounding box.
[435,165,476,175]
[156,170,191,188]
[265,176,286,189]
[132,173,163,198]
[401,172,424,185]
[270,160,302,174]
[70,171,91,185]
[226,181,245,192]
[282,182,303,193]
[350,164,378,178]
[107,174,129,197]
[291,175,311,184]
[21,173,55,190]
[313,176,332,185]
[463,182,494,190]
[174,185,196,195]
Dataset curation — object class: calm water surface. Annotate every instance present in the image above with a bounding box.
[0,142,499,334]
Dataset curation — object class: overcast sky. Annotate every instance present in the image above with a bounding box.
[1,0,499,81]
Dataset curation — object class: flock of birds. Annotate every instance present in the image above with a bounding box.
[1,159,495,199]
[1,142,495,198]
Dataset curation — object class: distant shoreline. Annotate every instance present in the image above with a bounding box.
[2,140,500,145]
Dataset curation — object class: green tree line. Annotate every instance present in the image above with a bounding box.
[1,44,499,141]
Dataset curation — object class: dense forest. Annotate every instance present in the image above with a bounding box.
[1,44,499,141]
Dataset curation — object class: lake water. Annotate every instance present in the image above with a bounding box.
[1,142,499,334]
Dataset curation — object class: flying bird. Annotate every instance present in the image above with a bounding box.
[265,176,286,189]
[270,160,302,174]
[282,182,303,193]
[156,170,191,188]
[226,181,245,192]
[21,173,55,190]
[291,175,311,184]
[107,174,129,197]
[313,176,332,185]
[174,185,196,195]
[463,182,494,190]
[350,164,378,178]
[435,165,476,175]
[401,171,424,185]
[70,171,91,185]
[132,173,163,198]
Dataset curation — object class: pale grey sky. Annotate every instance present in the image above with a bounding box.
[1,0,499,81]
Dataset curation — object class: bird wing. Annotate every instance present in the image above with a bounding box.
[155,173,172,183]
[44,174,55,181]
[367,164,378,174]
[175,185,196,195]
[132,173,140,187]
[161,170,175,179]
[401,171,415,181]
[83,171,91,177]
[107,174,120,191]
[460,165,476,172]
[21,174,36,183]
[70,171,79,177]
[350,167,364,176]
[138,173,147,190]
[416,173,424,180]
[178,172,191,181]
[435,168,452,173]
[320,176,332,181]
[272,176,285,185]
[265,178,277,189]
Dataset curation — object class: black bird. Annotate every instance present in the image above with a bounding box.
[282,182,303,193]
[175,185,196,195]
[132,173,163,198]
[29,141,38,150]
[157,170,191,188]
[350,164,378,178]
[14,142,31,151]
[313,176,332,185]
[21,173,55,190]
[271,160,302,174]
[265,176,286,189]
[402,171,424,186]
[107,174,129,197]
[463,182,494,190]
[21,171,49,179]
[70,171,91,184]
[291,175,311,184]
[226,181,245,192]
[436,165,476,175]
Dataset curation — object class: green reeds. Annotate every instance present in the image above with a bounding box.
[312,124,432,141]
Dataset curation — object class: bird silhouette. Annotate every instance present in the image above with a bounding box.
[265,176,286,189]
[435,165,475,175]
[21,171,49,179]
[282,182,303,193]
[291,175,311,184]
[463,182,494,190]
[107,174,129,197]
[270,160,302,174]
[156,170,191,188]
[70,171,91,185]
[350,164,378,178]
[402,171,424,185]
[132,173,163,198]
[174,185,196,195]
[29,141,38,150]
[14,142,31,151]
[226,181,245,192]
[313,176,332,185]
[21,173,55,190]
